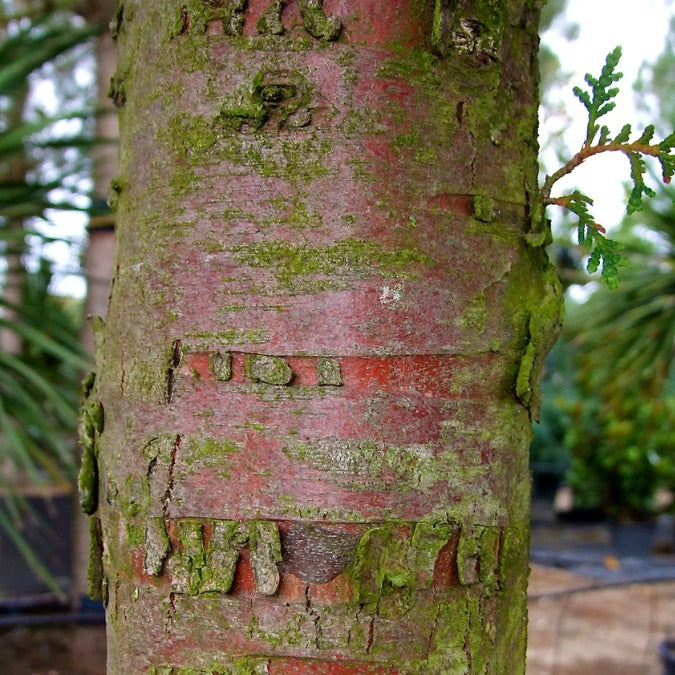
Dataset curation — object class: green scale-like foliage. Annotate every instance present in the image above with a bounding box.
[543,47,674,288]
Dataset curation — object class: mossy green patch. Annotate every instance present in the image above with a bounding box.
[77,442,98,515]
[474,193,495,222]
[513,263,564,419]
[257,0,283,35]
[165,113,218,156]
[185,329,270,346]
[199,520,242,594]
[87,516,104,601]
[456,290,487,334]
[422,597,471,673]
[148,661,270,675]
[456,524,499,590]
[297,0,342,41]
[350,521,462,617]
[245,354,293,385]
[163,103,333,181]
[229,238,431,291]
[431,0,505,65]
[209,351,232,381]
[317,357,342,386]
[170,520,206,595]
[248,521,281,595]
[119,473,152,547]
[181,436,240,479]
[281,437,496,519]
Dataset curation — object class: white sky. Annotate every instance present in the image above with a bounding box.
[47,0,673,298]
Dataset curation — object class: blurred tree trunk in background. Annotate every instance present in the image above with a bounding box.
[1,1,31,358]
[93,1,562,671]
[0,78,28,487]
[0,87,28,356]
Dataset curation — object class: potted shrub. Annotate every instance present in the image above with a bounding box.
[562,384,674,554]
[558,198,675,552]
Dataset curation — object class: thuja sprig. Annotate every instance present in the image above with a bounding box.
[541,46,674,289]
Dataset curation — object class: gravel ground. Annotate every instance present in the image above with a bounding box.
[528,564,675,674]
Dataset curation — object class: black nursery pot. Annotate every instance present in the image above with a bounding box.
[609,520,656,558]
[659,639,675,675]
[0,493,72,596]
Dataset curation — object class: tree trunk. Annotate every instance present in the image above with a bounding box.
[92,1,562,672]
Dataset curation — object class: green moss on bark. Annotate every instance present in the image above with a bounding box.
[87,516,104,601]
[245,354,293,385]
[102,1,545,670]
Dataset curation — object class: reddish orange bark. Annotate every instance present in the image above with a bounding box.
[91,1,559,672]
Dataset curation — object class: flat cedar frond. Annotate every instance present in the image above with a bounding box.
[542,47,674,288]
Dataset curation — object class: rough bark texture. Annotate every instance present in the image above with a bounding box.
[92,1,562,672]
[74,19,119,606]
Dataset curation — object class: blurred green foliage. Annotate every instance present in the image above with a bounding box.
[534,11,674,521]
[0,5,100,593]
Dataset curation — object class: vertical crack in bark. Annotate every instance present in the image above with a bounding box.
[366,614,376,654]
[304,585,322,649]
[463,597,473,672]
[166,591,177,632]
[113,576,120,621]
[469,129,478,190]
[495,527,505,591]
[146,455,157,480]
[144,436,161,478]
[425,603,442,662]
[165,339,182,404]
[178,5,189,35]
[162,434,181,520]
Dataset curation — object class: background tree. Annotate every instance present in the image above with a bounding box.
[92,1,562,671]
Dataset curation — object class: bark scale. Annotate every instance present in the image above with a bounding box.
[91,1,562,672]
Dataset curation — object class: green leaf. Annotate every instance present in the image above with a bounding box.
[638,124,655,144]
[627,152,656,214]
[0,351,78,427]
[0,318,91,370]
[614,124,631,143]
[574,46,623,145]
[0,22,100,96]
[0,111,92,156]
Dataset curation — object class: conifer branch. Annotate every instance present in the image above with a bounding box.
[543,46,674,288]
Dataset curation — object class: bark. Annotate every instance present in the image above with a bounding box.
[92,1,562,672]
[73,20,119,605]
